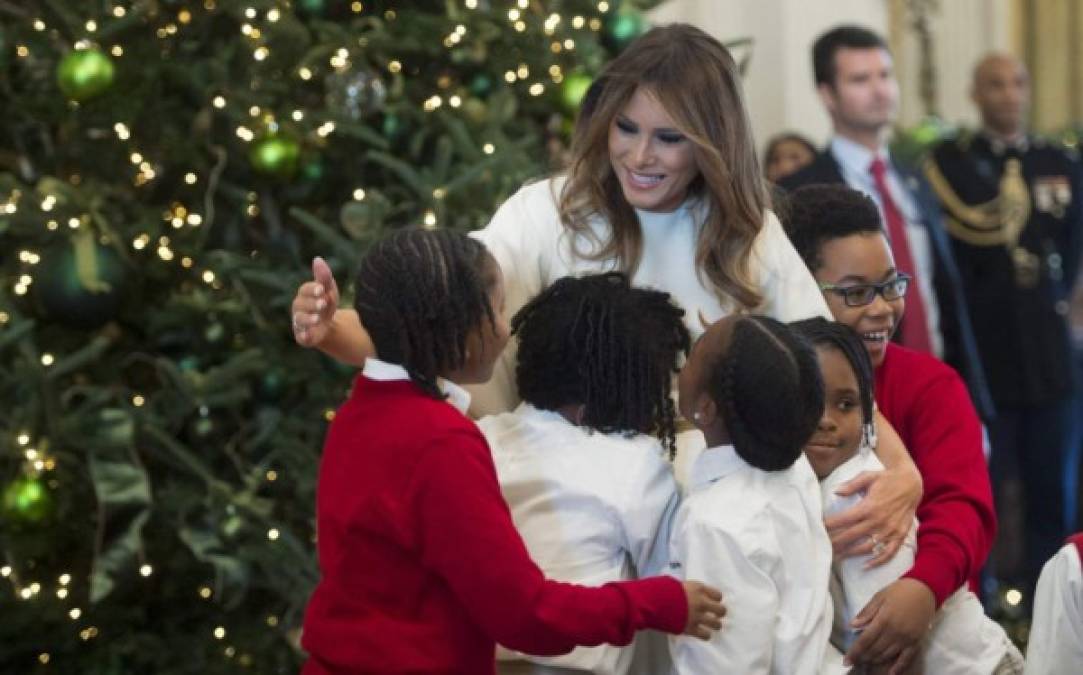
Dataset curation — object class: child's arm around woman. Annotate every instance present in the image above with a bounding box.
[415,422,714,652]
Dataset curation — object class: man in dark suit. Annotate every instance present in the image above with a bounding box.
[779,25,993,421]
[925,53,1081,598]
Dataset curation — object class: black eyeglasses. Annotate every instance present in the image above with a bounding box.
[818,273,911,307]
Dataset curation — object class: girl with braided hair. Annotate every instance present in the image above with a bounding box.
[482,272,689,675]
[668,314,836,673]
[791,317,1021,674]
[301,229,726,675]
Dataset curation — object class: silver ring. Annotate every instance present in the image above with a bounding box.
[871,534,886,556]
[291,314,302,333]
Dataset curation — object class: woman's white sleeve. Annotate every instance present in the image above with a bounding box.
[756,211,831,321]
[467,184,554,417]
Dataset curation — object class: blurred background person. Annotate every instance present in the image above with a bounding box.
[764,132,817,183]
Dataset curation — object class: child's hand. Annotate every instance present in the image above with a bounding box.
[844,578,934,674]
[292,256,340,347]
[681,580,725,640]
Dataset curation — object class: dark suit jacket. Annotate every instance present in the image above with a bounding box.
[778,150,996,421]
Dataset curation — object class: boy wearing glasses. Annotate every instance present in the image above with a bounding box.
[783,185,1005,673]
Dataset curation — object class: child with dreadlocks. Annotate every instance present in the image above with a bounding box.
[300,229,725,675]
[667,314,840,674]
[791,317,1020,675]
[480,272,690,675]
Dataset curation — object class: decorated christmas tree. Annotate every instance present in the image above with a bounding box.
[0,1,656,670]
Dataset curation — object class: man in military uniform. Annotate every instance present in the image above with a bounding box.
[925,53,1083,599]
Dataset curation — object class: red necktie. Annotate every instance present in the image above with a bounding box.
[869,157,934,354]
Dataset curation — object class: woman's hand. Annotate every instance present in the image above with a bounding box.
[826,414,922,567]
[291,257,340,347]
[681,580,726,640]
[844,578,934,674]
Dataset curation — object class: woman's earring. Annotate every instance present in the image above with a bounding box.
[692,412,702,422]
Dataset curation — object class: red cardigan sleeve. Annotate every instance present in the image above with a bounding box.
[898,368,997,607]
[411,427,687,654]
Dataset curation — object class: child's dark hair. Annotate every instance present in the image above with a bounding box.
[512,273,690,457]
[780,184,882,271]
[710,316,824,471]
[354,228,496,399]
[790,317,876,430]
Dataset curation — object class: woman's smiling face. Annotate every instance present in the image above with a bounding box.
[608,87,700,213]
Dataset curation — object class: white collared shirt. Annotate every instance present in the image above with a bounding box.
[468,176,831,417]
[668,446,838,674]
[829,136,943,358]
[361,357,472,415]
[1025,542,1083,674]
[824,447,1014,673]
[480,403,680,675]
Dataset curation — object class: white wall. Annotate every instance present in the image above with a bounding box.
[646,0,1016,155]
[894,0,1020,130]
[648,0,889,152]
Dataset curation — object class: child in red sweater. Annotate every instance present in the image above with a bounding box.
[783,185,998,674]
[300,229,724,674]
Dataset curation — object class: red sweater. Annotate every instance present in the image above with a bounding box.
[874,343,997,607]
[301,376,687,674]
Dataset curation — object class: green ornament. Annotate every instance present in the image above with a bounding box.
[298,0,327,16]
[57,48,116,101]
[258,371,286,400]
[301,157,326,183]
[469,73,494,98]
[249,134,301,178]
[35,233,126,329]
[2,476,54,524]
[381,113,402,140]
[604,9,648,52]
[560,72,593,113]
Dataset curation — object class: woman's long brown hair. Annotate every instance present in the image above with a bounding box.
[559,23,769,310]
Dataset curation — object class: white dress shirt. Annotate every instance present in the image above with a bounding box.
[829,136,943,357]
[468,176,831,417]
[823,447,1015,673]
[480,403,680,675]
[1025,542,1083,674]
[668,446,839,674]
